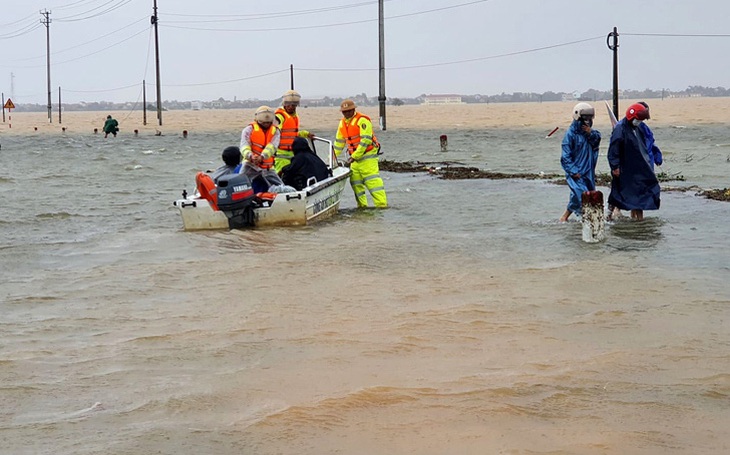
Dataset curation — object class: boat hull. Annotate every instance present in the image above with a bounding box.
[174,166,351,230]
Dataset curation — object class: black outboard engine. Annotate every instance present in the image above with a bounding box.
[216,174,256,228]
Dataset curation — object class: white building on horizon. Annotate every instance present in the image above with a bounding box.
[422,94,464,105]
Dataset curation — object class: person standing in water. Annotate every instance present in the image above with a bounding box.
[103,115,119,138]
[607,103,661,221]
[333,99,387,208]
[559,102,601,222]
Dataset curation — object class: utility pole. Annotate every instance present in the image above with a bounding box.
[143,80,147,125]
[41,10,52,123]
[290,64,294,90]
[378,0,386,130]
[151,0,162,126]
[607,27,619,119]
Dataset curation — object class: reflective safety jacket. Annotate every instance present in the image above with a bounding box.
[334,112,380,162]
[246,122,277,169]
[275,109,300,152]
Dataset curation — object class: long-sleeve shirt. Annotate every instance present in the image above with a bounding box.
[239,124,280,160]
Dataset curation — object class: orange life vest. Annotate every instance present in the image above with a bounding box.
[249,122,276,169]
[338,113,379,156]
[275,109,299,151]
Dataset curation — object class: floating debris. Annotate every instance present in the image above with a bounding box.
[380,160,727,202]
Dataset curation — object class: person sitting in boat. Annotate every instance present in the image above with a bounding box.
[239,106,286,190]
[274,90,315,174]
[211,145,242,184]
[280,137,331,191]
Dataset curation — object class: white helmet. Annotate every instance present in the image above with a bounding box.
[572,102,595,120]
[282,89,301,104]
[254,105,275,123]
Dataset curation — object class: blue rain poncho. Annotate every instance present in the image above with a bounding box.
[638,122,663,169]
[561,120,601,215]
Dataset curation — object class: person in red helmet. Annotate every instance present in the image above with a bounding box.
[607,103,661,221]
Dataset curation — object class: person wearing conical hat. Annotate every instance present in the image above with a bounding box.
[273,89,314,173]
[334,99,387,208]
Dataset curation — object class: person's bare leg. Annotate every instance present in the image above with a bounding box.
[632,209,644,221]
[559,210,571,222]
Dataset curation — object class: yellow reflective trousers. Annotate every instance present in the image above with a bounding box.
[349,156,387,208]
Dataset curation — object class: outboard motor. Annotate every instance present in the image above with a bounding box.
[216,174,256,228]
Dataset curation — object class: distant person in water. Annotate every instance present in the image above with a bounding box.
[559,102,601,222]
[103,115,119,138]
[607,103,661,221]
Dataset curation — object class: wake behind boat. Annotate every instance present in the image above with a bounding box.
[173,138,351,230]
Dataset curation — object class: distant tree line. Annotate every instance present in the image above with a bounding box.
[5,86,730,112]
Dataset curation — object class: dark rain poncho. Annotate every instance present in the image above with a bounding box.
[280,138,330,190]
[561,119,601,215]
[607,119,661,211]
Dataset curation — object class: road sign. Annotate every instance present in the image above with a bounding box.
[4,99,15,109]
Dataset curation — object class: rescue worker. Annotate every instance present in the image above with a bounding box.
[274,90,314,174]
[333,99,387,208]
[239,106,284,190]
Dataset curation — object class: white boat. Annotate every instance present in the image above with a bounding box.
[173,138,351,230]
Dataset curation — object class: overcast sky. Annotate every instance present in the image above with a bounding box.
[2,0,729,104]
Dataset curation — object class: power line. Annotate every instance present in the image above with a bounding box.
[297,36,604,72]
[623,32,730,38]
[164,69,290,87]
[162,0,491,32]
[10,17,149,62]
[56,0,133,22]
[163,0,384,22]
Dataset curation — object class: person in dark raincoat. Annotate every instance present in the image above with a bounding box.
[607,103,661,221]
[211,146,242,183]
[280,137,330,191]
[103,115,119,138]
[559,103,601,222]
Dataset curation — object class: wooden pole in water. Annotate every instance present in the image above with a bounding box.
[58,87,62,124]
[143,80,147,126]
[152,0,162,126]
[378,0,387,131]
[581,190,605,243]
[607,27,620,119]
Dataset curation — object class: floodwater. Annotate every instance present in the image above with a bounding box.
[1,124,729,454]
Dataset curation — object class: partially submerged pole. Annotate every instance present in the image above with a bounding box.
[607,27,619,119]
[581,190,605,243]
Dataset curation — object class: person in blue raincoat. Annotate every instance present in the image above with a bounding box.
[607,103,661,221]
[607,101,663,220]
[559,102,601,222]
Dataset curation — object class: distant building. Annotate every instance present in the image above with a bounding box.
[191,100,203,110]
[422,94,464,105]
